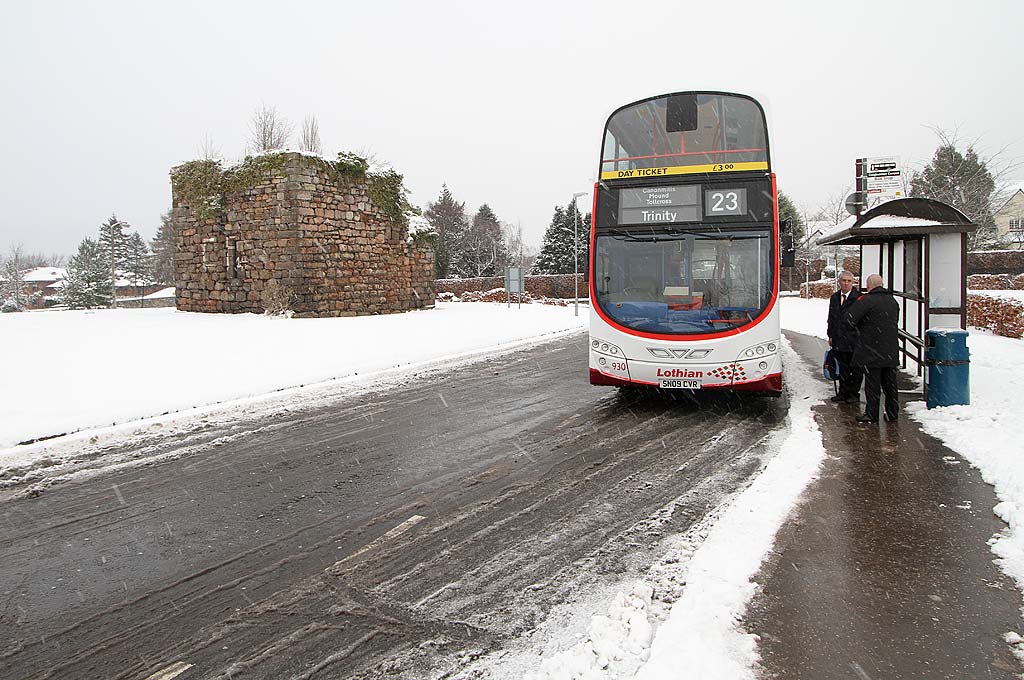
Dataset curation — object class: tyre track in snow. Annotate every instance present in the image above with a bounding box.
[0,333,786,679]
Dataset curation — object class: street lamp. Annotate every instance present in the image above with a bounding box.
[571,191,589,317]
[108,220,128,308]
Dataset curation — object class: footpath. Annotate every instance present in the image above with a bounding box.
[742,331,1023,679]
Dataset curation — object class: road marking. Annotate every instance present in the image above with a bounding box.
[332,515,425,569]
[144,661,193,680]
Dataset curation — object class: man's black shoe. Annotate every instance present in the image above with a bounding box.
[842,395,861,404]
[856,415,878,424]
[884,414,899,422]
[830,395,844,403]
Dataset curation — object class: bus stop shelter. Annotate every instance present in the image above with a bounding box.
[817,198,975,374]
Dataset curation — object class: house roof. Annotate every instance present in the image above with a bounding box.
[817,198,975,247]
[21,267,66,282]
[994,188,1024,216]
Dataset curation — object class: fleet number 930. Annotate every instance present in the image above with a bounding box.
[610,362,627,371]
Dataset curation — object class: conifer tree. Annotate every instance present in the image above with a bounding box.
[63,238,112,309]
[423,185,468,278]
[777,191,805,242]
[457,204,508,277]
[910,143,999,248]
[123,231,151,290]
[98,214,129,273]
[533,199,590,275]
[150,210,177,285]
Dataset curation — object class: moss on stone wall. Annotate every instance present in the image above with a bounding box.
[171,151,411,228]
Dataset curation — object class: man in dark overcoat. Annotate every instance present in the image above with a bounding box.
[826,270,862,403]
[846,273,900,424]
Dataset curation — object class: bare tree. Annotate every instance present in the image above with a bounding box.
[811,185,855,227]
[247,105,293,154]
[299,115,322,155]
[503,221,537,271]
[198,133,222,161]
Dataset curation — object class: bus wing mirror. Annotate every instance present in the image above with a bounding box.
[780,232,795,267]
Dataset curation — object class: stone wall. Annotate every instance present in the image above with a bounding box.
[172,153,434,317]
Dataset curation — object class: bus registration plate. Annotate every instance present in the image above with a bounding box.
[660,379,701,389]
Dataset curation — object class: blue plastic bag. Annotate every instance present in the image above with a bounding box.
[822,349,840,382]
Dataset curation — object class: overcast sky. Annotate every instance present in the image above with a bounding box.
[1,0,1020,257]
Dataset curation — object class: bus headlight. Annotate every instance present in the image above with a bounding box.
[592,338,623,357]
[740,341,779,361]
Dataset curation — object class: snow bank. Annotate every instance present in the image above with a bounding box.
[0,303,586,451]
[906,331,1024,621]
[634,338,828,679]
[778,297,829,340]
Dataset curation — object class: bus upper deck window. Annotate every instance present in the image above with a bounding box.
[666,95,698,133]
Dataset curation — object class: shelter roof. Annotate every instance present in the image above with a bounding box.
[817,198,975,246]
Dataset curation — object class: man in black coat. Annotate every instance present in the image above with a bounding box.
[846,273,900,424]
[826,270,862,403]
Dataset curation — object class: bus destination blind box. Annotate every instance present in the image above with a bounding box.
[666,94,699,133]
[615,184,752,225]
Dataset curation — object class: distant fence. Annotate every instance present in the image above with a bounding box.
[966,273,1024,290]
[436,273,587,299]
[968,250,1024,275]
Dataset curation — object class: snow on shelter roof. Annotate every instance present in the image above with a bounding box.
[817,198,974,247]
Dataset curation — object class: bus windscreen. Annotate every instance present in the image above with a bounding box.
[601,93,768,181]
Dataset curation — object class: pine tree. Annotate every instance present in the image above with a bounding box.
[533,199,590,275]
[150,210,177,285]
[63,238,112,309]
[98,214,130,274]
[457,204,508,277]
[423,185,468,278]
[123,231,151,290]
[910,143,999,248]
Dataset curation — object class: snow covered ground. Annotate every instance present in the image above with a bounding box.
[6,296,1021,679]
[0,303,585,453]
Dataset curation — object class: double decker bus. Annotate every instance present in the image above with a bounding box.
[588,91,783,395]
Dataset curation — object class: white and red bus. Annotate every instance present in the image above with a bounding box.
[588,91,783,395]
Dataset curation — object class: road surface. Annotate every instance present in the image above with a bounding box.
[1,333,787,679]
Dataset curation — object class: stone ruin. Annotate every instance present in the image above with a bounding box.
[170,152,434,317]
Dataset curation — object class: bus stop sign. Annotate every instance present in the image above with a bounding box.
[505,267,524,294]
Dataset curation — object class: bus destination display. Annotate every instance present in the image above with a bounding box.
[618,185,699,224]
[617,185,750,224]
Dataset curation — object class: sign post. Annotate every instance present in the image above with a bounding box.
[505,266,525,309]
[864,156,904,201]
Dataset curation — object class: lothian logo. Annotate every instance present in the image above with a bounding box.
[656,368,703,378]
